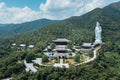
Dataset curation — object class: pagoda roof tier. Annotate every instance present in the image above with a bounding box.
[53,49,70,51]
[53,38,71,43]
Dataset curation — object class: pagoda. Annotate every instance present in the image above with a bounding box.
[52,38,72,58]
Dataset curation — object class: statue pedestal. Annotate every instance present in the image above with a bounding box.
[94,39,102,45]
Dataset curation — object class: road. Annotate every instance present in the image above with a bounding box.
[75,46,101,66]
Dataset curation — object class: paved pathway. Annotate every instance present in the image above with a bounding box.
[75,46,101,66]
[1,78,12,80]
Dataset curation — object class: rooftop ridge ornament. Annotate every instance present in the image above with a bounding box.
[94,21,102,45]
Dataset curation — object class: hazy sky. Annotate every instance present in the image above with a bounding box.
[0,0,120,24]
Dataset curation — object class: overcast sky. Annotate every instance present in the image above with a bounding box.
[0,0,120,24]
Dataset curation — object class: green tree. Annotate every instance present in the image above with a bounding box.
[50,43,55,49]
[26,52,35,63]
[42,55,49,62]
[74,52,80,62]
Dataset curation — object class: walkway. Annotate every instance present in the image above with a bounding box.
[75,46,101,66]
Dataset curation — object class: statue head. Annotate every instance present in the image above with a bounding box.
[96,21,100,27]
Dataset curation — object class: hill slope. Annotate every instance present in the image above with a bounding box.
[9,1,120,45]
[0,19,59,36]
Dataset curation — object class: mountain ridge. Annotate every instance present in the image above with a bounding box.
[0,19,60,36]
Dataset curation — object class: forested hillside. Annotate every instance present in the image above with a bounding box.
[0,19,59,36]
[0,1,120,80]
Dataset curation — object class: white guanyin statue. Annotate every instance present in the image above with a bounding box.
[94,21,102,44]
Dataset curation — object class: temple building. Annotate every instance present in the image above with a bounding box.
[81,43,94,50]
[52,38,72,58]
[43,38,74,58]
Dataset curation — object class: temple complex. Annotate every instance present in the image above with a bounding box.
[43,38,74,58]
[23,22,103,72]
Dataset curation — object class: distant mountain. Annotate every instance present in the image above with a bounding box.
[0,19,59,36]
[0,24,9,27]
[104,1,120,11]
